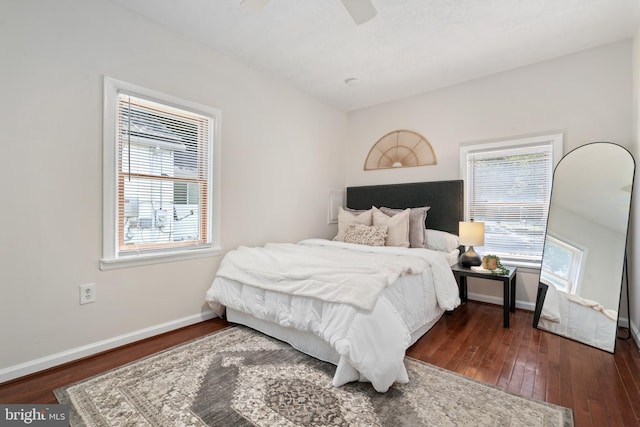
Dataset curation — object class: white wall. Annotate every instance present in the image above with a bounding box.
[548,205,626,310]
[0,0,346,380]
[346,40,634,309]
[630,28,640,345]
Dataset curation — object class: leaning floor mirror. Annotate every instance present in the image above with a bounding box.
[533,142,635,353]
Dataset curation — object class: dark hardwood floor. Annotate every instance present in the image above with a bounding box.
[407,302,640,427]
[1,302,639,426]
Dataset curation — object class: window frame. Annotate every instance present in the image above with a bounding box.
[540,234,587,295]
[459,133,563,268]
[101,77,221,270]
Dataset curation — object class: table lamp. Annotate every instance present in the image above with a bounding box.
[459,220,484,267]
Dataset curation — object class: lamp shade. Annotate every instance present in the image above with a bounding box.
[459,221,485,246]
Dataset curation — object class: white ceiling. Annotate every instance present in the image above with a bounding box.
[109,0,640,112]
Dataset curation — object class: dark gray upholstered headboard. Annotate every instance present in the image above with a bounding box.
[346,180,464,236]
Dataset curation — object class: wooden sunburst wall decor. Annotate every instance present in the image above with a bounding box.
[364,130,437,170]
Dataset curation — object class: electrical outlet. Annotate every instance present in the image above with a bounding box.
[156,209,167,227]
[80,283,96,305]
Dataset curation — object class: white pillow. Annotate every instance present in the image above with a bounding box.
[425,229,460,252]
[372,207,410,248]
[334,207,372,241]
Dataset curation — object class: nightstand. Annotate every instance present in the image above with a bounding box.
[451,263,517,328]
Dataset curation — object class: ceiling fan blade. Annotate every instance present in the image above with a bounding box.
[340,0,377,25]
[240,0,270,12]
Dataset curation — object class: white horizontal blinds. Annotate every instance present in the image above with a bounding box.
[467,143,553,263]
[116,93,210,254]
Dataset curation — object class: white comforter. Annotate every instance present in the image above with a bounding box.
[206,239,460,392]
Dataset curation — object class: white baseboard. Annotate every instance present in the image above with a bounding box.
[0,310,216,384]
[618,316,630,329]
[466,292,535,312]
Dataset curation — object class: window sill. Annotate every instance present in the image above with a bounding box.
[510,265,541,275]
[500,261,541,275]
[100,246,222,270]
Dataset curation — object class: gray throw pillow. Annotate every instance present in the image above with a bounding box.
[380,206,430,248]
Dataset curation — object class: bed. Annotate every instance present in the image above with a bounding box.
[206,180,464,392]
[537,282,618,352]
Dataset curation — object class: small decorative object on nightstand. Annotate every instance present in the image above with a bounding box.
[459,220,484,267]
[480,254,509,275]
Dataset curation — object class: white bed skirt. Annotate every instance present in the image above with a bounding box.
[226,305,445,367]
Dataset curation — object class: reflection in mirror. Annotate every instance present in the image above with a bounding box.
[534,142,634,353]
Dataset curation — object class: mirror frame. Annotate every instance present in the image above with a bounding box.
[533,142,635,353]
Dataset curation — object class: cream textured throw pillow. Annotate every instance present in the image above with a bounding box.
[334,207,373,241]
[343,224,388,246]
[372,207,410,248]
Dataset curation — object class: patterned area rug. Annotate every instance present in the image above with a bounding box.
[55,326,573,426]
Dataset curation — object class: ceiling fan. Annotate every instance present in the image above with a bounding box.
[240,0,377,25]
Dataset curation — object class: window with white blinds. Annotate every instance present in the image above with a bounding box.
[460,134,562,266]
[101,78,221,269]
